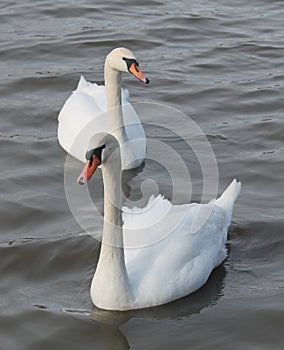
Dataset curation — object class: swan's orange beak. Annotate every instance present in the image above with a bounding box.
[77,155,100,185]
[129,63,149,84]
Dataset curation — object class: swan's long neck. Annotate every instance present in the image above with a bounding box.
[101,160,124,247]
[104,63,127,142]
[91,152,133,310]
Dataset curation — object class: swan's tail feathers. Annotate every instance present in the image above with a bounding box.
[215,179,241,219]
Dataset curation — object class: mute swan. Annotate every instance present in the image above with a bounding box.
[78,134,241,311]
[58,47,149,181]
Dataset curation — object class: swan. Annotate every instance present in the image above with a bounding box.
[79,133,241,311]
[57,47,149,181]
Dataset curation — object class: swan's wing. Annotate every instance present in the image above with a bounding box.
[57,76,108,162]
[121,88,145,137]
[123,194,171,229]
[85,191,230,308]
[123,201,228,306]
[123,195,192,258]
[122,194,173,264]
[74,75,108,112]
[123,196,227,258]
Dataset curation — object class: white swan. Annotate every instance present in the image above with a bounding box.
[81,134,241,311]
[57,47,149,182]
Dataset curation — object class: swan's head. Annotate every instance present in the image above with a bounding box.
[105,47,149,84]
[77,134,119,185]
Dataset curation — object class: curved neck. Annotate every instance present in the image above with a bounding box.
[92,152,133,310]
[101,159,124,247]
[104,65,122,110]
[104,63,127,142]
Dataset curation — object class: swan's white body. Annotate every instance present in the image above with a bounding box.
[57,48,146,170]
[90,136,241,311]
[122,183,240,309]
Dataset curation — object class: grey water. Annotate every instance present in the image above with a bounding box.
[0,0,283,349]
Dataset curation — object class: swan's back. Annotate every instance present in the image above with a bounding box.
[57,76,146,165]
[122,180,241,308]
[58,76,107,162]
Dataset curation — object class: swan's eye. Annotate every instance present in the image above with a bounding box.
[122,57,139,70]
[85,145,105,163]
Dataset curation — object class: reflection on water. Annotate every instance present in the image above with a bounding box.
[90,265,225,349]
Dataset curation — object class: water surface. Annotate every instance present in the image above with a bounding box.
[1,0,283,349]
